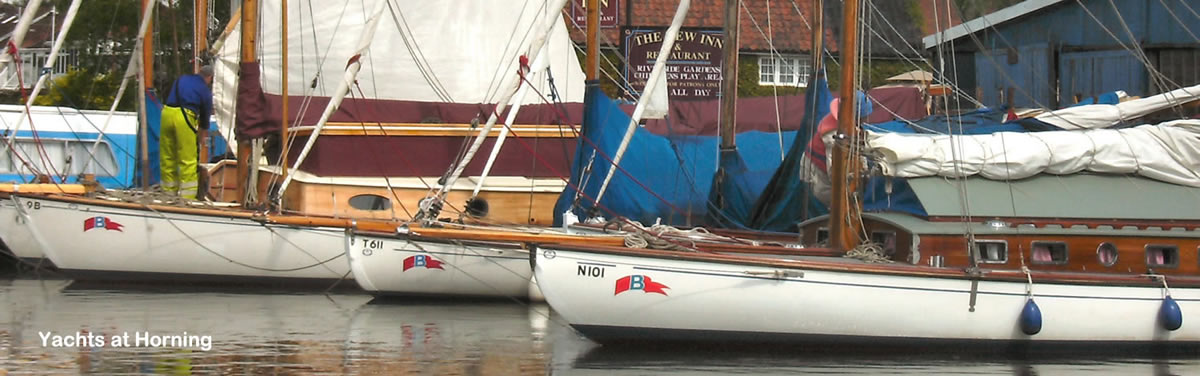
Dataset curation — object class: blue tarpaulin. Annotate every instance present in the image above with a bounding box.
[738,74,834,231]
[554,83,798,227]
[134,92,163,186]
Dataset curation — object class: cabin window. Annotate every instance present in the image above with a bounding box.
[348,194,392,211]
[974,240,1007,264]
[0,143,9,172]
[1030,241,1068,265]
[870,231,897,256]
[0,139,119,176]
[1146,245,1179,268]
[69,141,119,176]
[757,55,809,87]
[1097,242,1118,267]
[815,228,829,245]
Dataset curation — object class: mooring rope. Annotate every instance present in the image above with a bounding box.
[844,241,893,263]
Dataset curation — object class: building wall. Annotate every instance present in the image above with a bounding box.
[942,0,1200,108]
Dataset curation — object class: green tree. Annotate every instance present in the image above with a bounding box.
[26,0,232,110]
[34,68,135,110]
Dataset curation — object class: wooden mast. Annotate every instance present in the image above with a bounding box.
[718,0,738,151]
[279,0,290,195]
[828,0,860,252]
[585,0,598,80]
[137,0,154,189]
[810,0,823,82]
[194,0,209,182]
[236,0,257,204]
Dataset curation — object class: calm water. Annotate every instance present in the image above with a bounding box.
[0,277,1197,375]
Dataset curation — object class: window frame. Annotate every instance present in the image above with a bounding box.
[1145,244,1179,268]
[1030,240,1069,265]
[757,55,809,87]
[348,194,393,211]
[870,231,897,257]
[1,137,120,177]
[814,227,829,245]
[974,239,1008,264]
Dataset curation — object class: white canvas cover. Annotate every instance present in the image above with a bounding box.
[867,119,1200,187]
[1035,84,1200,130]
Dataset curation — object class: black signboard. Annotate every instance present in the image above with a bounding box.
[623,27,723,99]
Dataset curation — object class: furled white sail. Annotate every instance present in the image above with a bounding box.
[249,0,585,105]
[212,19,241,152]
[593,0,691,205]
[1034,84,1200,130]
[867,119,1200,187]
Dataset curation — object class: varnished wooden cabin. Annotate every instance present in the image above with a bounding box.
[799,175,1200,278]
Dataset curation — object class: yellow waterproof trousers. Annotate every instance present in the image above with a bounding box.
[159,106,198,200]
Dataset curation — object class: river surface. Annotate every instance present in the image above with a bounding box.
[0,277,1197,375]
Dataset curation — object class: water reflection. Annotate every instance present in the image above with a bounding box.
[344,302,549,374]
[0,278,1196,375]
[552,334,1200,376]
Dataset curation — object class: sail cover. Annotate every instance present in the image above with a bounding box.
[1034,84,1200,130]
[868,119,1200,187]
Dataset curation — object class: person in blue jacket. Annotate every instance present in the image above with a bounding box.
[160,65,213,200]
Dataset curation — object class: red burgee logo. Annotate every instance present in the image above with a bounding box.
[402,255,445,271]
[83,216,123,232]
[614,275,670,296]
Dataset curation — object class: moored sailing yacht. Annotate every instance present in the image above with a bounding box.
[531,0,1200,348]
[16,0,590,286]
[342,0,615,299]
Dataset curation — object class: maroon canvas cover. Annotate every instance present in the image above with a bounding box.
[263,95,585,128]
[864,86,928,124]
[235,62,283,140]
[639,86,928,136]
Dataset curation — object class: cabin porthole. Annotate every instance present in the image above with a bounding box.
[1097,242,1118,267]
[348,194,393,211]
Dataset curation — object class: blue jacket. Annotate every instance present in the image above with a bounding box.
[165,74,213,131]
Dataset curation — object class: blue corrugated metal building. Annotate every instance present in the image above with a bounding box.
[923,0,1200,109]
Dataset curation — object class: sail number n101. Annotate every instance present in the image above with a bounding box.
[578,265,605,278]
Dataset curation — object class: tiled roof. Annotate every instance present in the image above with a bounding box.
[0,3,61,49]
[567,0,826,54]
[566,0,961,57]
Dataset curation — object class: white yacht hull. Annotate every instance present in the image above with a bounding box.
[347,231,541,300]
[16,195,351,285]
[534,246,1200,347]
[0,197,48,264]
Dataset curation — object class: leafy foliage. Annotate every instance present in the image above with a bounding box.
[18,0,233,110]
[34,68,135,111]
